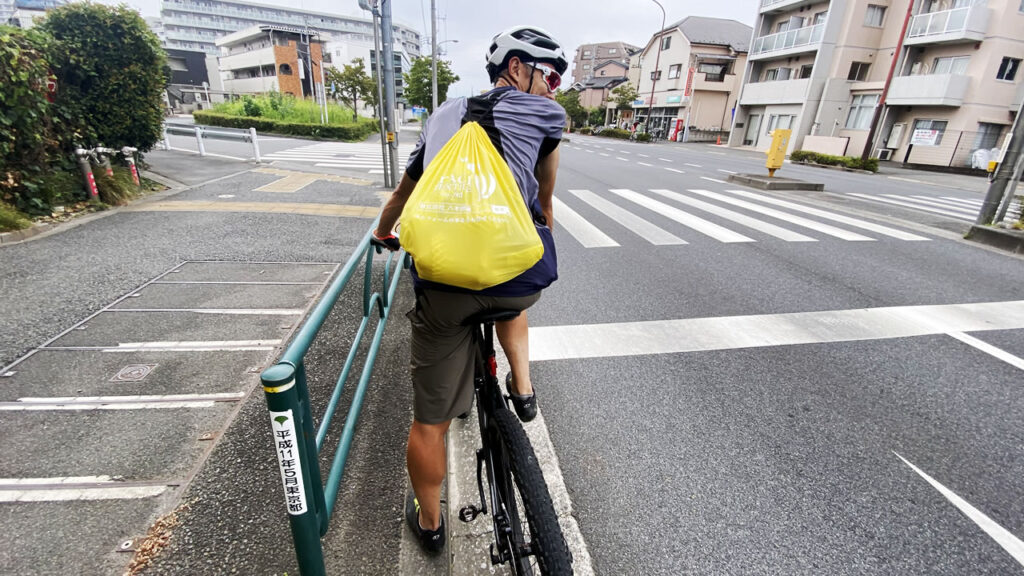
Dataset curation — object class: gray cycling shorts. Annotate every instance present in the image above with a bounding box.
[407,288,541,425]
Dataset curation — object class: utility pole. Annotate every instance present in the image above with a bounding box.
[860,0,913,162]
[359,0,392,187]
[381,0,400,187]
[646,0,666,134]
[430,0,438,113]
[977,93,1024,225]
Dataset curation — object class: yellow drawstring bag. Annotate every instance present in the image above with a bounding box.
[399,121,543,291]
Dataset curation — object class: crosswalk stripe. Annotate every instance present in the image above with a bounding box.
[723,190,929,241]
[551,197,619,247]
[609,189,755,243]
[848,193,975,221]
[939,196,983,207]
[566,190,686,245]
[690,190,875,241]
[665,168,685,174]
[651,189,817,242]
[909,195,979,214]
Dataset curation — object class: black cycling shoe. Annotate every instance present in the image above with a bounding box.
[505,372,537,422]
[405,492,445,555]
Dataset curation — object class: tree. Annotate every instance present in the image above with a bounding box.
[39,3,167,152]
[554,90,587,129]
[402,56,459,113]
[610,82,639,112]
[326,58,375,121]
[588,107,606,126]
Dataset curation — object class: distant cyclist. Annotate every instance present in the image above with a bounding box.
[372,25,567,555]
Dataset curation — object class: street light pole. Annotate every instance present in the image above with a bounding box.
[431,0,437,113]
[646,0,666,135]
[359,0,391,187]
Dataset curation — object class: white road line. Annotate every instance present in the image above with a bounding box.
[616,157,629,161]
[724,190,929,241]
[1,392,245,411]
[368,169,384,174]
[894,452,1024,567]
[907,196,978,215]
[888,176,925,185]
[600,153,610,157]
[0,477,168,501]
[566,190,686,245]
[650,189,816,242]
[690,190,875,241]
[168,147,248,162]
[707,151,726,155]
[528,300,1024,361]
[947,332,1024,371]
[638,162,654,167]
[551,197,619,247]
[0,475,117,485]
[664,167,685,174]
[638,153,650,158]
[700,177,728,184]
[718,169,737,174]
[939,196,983,207]
[848,193,975,221]
[152,281,323,285]
[81,340,280,352]
[586,149,595,153]
[109,308,304,315]
[620,151,631,154]
[685,163,702,168]
[658,158,672,162]
[609,189,755,243]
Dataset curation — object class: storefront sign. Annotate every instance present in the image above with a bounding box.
[684,67,695,97]
[910,129,940,146]
[665,95,682,104]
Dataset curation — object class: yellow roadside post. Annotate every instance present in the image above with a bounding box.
[765,129,791,177]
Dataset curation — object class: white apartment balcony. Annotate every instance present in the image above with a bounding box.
[905,3,988,46]
[749,24,824,61]
[759,0,818,14]
[739,78,811,105]
[887,74,970,106]
[220,47,275,71]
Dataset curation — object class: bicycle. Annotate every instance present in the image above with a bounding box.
[457,308,574,575]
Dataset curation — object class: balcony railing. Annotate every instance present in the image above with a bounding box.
[887,73,970,106]
[759,0,818,11]
[750,23,824,57]
[906,3,988,44]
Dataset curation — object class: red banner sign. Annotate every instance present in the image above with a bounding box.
[684,67,695,97]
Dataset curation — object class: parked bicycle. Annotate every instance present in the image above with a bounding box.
[457,308,573,575]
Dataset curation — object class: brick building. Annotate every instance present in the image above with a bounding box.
[216,25,325,98]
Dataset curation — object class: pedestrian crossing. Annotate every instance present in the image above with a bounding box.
[846,193,1022,224]
[262,142,414,173]
[554,188,931,248]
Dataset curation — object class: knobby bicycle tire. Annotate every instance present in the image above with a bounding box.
[489,407,573,575]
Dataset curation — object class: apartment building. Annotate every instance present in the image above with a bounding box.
[217,25,325,98]
[632,16,752,138]
[158,0,421,59]
[325,37,415,114]
[4,0,64,27]
[730,0,1024,170]
[572,41,639,84]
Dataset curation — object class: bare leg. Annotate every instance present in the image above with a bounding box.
[496,311,532,395]
[407,419,450,530]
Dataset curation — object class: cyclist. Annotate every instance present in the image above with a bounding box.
[372,25,568,555]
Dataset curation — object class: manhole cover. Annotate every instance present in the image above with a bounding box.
[111,364,158,382]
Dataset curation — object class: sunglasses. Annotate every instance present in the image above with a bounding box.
[531,63,561,91]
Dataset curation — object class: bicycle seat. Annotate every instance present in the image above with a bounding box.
[462,308,521,326]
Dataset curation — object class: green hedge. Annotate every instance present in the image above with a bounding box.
[790,150,878,173]
[193,110,378,141]
[596,128,632,140]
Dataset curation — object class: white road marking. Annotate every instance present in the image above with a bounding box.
[0,477,168,501]
[718,169,737,174]
[888,176,925,185]
[616,157,629,161]
[586,149,595,153]
[690,190,875,241]
[153,280,323,285]
[946,332,1024,371]
[551,197,619,247]
[685,163,702,168]
[609,189,755,243]
[1,392,245,411]
[109,308,304,315]
[664,168,685,174]
[905,196,978,215]
[707,151,726,155]
[848,193,975,222]
[700,177,728,184]
[650,189,816,242]
[638,162,653,167]
[658,158,672,162]
[894,452,1024,567]
[53,340,283,352]
[724,190,929,241]
[566,190,686,245]
[620,150,631,154]
[167,147,248,162]
[528,300,1024,361]
[600,153,610,157]
[939,196,983,207]
[638,153,650,158]
[911,196,979,212]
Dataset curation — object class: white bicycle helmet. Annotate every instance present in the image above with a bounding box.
[485,25,568,82]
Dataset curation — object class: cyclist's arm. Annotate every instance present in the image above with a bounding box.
[375,172,417,238]
[535,146,559,230]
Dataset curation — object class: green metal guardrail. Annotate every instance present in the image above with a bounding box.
[260,223,407,576]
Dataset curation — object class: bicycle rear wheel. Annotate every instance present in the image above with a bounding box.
[488,407,573,575]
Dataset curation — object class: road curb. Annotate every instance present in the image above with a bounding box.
[965,224,1024,254]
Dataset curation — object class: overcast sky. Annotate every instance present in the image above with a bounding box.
[105,0,757,97]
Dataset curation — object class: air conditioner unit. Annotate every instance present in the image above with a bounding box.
[877,149,893,161]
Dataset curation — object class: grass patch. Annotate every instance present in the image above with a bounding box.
[213,93,362,127]
[93,167,139,206]
[0,202,32,232]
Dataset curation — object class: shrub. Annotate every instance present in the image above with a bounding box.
[636,133,652,143]
[789,150,878,173]
[579,127,593,135]
[0,203,32,232]
[241,96,263,118]
[193,110,379,141]
[93,166,138,206]
[595,128,632,140]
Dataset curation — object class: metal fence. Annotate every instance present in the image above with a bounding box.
[679,129,731,143]
[260,224,407,576]
[907,129,1002,170]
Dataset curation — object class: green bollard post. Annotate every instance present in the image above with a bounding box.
[262,363,326,576]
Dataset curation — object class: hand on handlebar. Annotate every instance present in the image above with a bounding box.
[371,231,401,252]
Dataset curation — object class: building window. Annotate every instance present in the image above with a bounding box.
[699,63,727,82]
[933,56,970,75]
[583,50,591,57]
[813,11,828,24]
[848,61,870,81]
[583,64,591,70]
[996,57,1021,81]
[609,48,617,54]
[661,36,671,50]
[799,64,814,78]
[279,63,293,75]
[845,93,880,129]
[864,4,886,27]
[650,70,662,80]
[764,67,792,81]
[766,114,795,133]
[668,64,681,79]
[972,123,1003,152]
[912,119,948,144]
